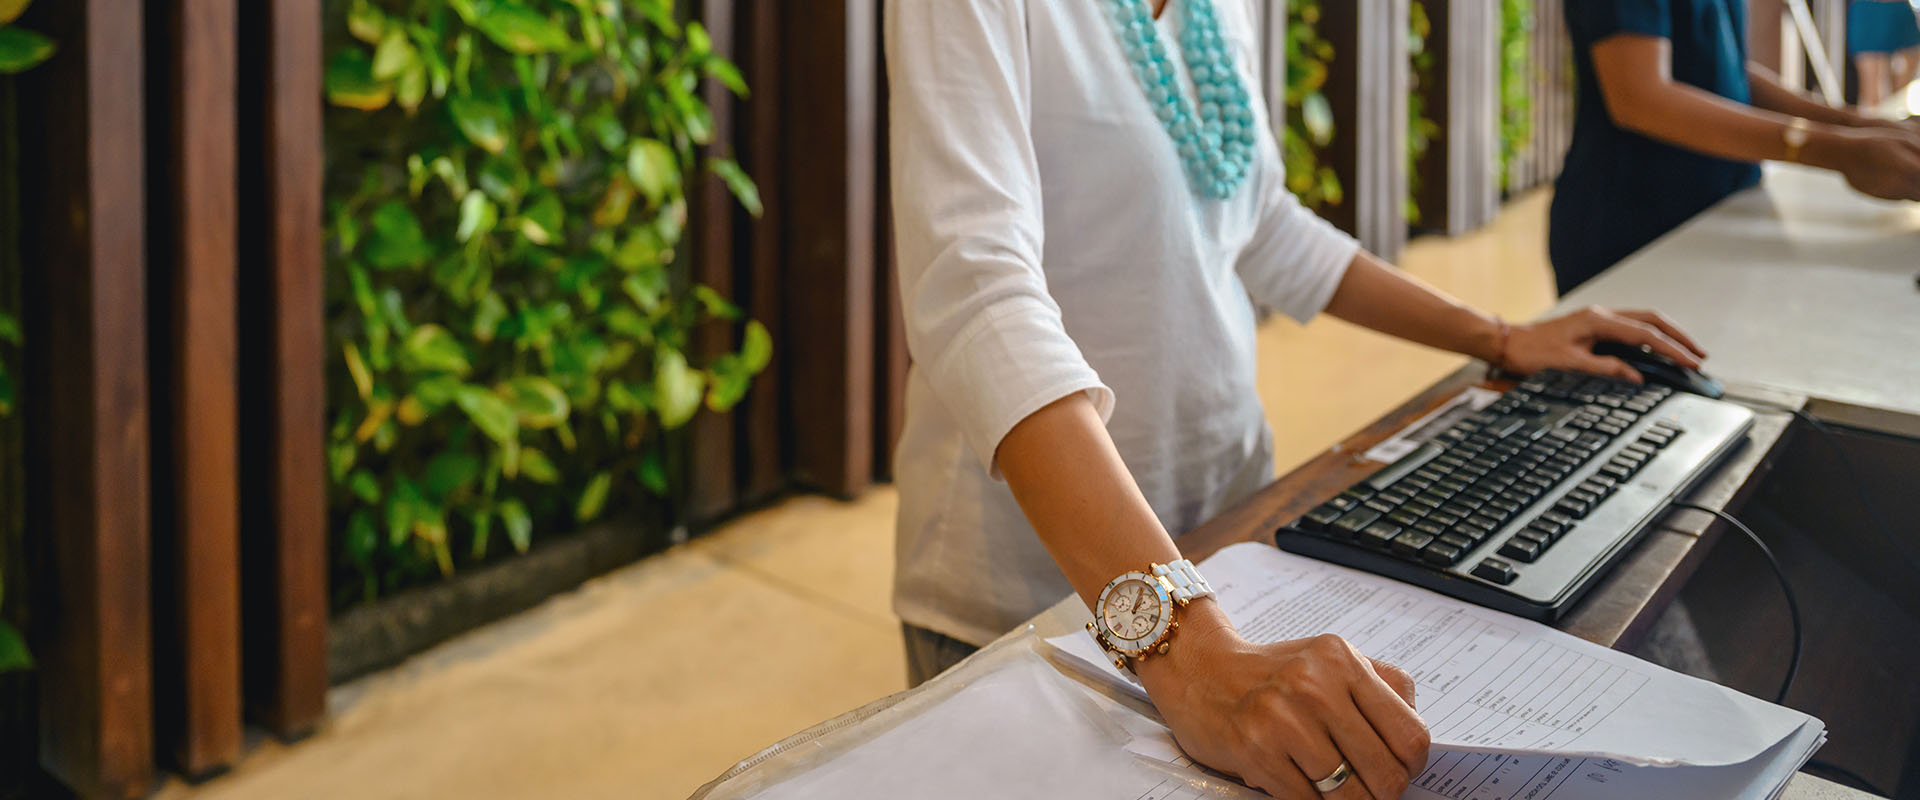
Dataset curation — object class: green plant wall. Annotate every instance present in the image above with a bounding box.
[1498,0,1534,189]
[1282,0,1342,210]
[323,0,765,608]
[1406,0,1439,226]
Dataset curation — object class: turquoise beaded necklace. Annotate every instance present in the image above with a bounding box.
[1101,0,1258,200]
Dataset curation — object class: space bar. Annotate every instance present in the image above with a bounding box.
[1364,441,1446,491]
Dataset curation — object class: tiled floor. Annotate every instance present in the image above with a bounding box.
[156,190,1556,800]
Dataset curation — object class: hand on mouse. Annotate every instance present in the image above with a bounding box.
[1499,306,1707,383]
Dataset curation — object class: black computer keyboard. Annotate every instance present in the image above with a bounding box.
[1274,369,1754,620]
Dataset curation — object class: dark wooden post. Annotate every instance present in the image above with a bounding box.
[1418,0,1500,235]
[689,0,742,523]
[780,0,879,498]
[737,0,790,504]
[236,0,328,739]
[1321,0,1410,260]
[16,0,156,794]
[148,0,245,776]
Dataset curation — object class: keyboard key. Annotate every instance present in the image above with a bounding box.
[1422,542,1464,566]
[1499,538,1543,562]
[1398,477,1434,493]
[1340,488,1374,503]
[1300,504,1346,532]
[1436,479,1470,495]
[1414,490,1451,508]
[1554,497,1592,518]
[1541,510,1575,528]
[1622,443,1655,459]
[1358,521,1402,548]
[1452,521,1493,542]
[1364,441,1447,491]
[1413,520,1447,538]
[1487,498,1522,515]
[1513,529,1550,547]
[1411,468,1446,483]
[1438,532,1475,549]
[1466,512,1505,531]
[1473,557,1519,584]
[1486,417,1526,438]
[1324,494,1358,512]
[1377,489,1413,506]
[1386,510,1421,528]
[1527,518,1567,539]
[1567,488,1601,507]
[1364,498,1396,514]
[1403,500,1439,518]
[1331,509,1382,539]
[1595,422,1625,437]
[1640,431,1674,448]
[1391,530,1436,558]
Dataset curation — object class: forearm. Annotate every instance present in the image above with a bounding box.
[1612,75,1859,167]
[1321,250,1505,364]
[996,393,1189,610]
[1748,64,1875,127]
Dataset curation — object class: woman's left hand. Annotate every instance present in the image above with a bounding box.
[1500,306,1708,382]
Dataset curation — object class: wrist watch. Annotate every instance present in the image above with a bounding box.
[1085,559,1216,675]
[1783,117,1812,163]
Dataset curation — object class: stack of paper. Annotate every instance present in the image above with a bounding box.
[1046,543,1826,799]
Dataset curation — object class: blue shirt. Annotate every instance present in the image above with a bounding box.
[1549,0,1762,293]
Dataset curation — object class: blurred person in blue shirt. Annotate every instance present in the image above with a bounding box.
[1550,0,1920,294]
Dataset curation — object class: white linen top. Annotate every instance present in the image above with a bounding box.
[887,0,1362,646]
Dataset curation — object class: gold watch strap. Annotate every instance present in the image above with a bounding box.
[1783,117,1812,163]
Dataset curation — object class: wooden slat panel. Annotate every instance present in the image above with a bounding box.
[780,0,878,497]
[1421,0,1499,235]
[871,7,906,482]
[688,0,740,523]
[148,0,244,776]
[236,0,328,739]
[738,0,788,503]
[16,0,156,794]
[1320,0,1410,260]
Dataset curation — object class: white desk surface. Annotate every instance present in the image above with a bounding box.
[1560,163,1920,434]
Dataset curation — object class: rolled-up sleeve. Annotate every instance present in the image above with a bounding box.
[1232,126,1362,324]
[886,0,1114,476]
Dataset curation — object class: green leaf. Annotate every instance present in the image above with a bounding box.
[655,348,705,430]
[637,448,669,496]
[343,342,374,399]
[519,447,561,484]
[626,138,679,207]
[472,2,573,54]
[423,450,481,500]
[740,319,772,373]
[575,471,612,522]
[455,385,518,446]
[704,58,749,98]
[387,477,423,547]
[0,26,55,74]
[395,61,428,113]
[686,21,712,55]
[518,191,563,245]
[344,510,379,565]
[0,0,34,27]
[498,498,533,553]
[1302,91,1335,147]
[364,201,433,269]
[402,324,472,375]
[0,312,20,344]
[346,0,387,43]
[448,93,512,153]
[473,292,509,342]
[497,376,570,429]
[691,284,740,320]
[348,470,382,504]
[0,621,32,672]
[707,158,762,218]
[469,507,493,560]
[371,27,417,81]
[456,190,498,243]
[324,48,390,110]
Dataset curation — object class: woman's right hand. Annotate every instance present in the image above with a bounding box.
[1828,127,1920,201]
[1134,605,1431,799]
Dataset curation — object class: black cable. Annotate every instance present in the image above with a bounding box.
[1802,759,1889,797]
[1673,502,1800,707]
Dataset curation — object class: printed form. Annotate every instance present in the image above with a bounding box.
[1049,543,1819,768]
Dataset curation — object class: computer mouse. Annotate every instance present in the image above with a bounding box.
[1591,340,1725,398]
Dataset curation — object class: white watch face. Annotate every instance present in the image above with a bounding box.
[1100,577,1165,643]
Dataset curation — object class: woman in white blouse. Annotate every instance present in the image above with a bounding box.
[886,1,1706,797]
